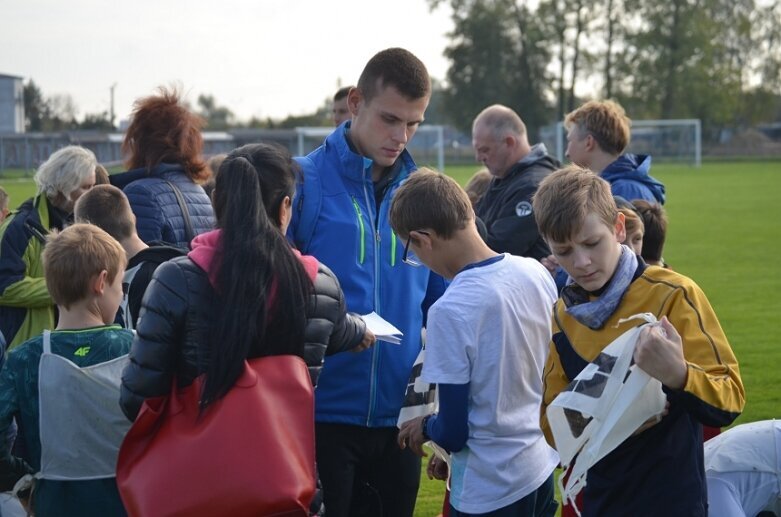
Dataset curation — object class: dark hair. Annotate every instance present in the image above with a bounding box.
[201,143,311,407]
[333,86,352,102]
[357,48,430,103]
[122,87,209,182]
[74,184,136,241]
[632,199,668,263]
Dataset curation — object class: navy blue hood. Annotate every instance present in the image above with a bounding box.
[601,154,666,204]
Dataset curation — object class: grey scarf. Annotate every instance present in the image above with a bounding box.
[561,245,638,330]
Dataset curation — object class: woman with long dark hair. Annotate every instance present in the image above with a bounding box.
[110,87,214,249]
[120,142,373,418]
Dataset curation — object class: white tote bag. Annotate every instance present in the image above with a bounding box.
[547,313,667,514]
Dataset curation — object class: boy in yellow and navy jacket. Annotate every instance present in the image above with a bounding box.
[532,165,744,517]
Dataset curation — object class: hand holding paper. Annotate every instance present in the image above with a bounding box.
[361,312,403,344]
[350,328,376,353]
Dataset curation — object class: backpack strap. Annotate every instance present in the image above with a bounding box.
[163,180,195,245]
[120,264,143,330]
[292,156,321,254]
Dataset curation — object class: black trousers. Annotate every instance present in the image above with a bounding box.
[315,422,421,517]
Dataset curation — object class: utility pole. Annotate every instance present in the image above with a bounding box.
[110,83,117,130]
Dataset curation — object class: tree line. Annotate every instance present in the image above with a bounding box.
[22,84,336,133]
[430,0,781,141]
[23,0,781,143]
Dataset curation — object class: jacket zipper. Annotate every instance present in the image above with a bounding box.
[351,196,366,264]
[361,180,382,426]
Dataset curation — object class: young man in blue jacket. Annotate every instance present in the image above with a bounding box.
[288,48,442,517]
[564,100,666,205]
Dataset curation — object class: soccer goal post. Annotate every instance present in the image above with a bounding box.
[295,125,446,171]
[545,119,702,167]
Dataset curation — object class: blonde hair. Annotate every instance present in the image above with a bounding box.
[42,223,126,310]
[0,186,8,211]
[532,165,617,243]
[564,100,631,155]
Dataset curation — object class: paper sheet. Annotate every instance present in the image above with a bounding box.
[361,312,403,344]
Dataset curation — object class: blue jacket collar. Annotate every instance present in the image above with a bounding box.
[327,122,416,184]
[110,162,186,189]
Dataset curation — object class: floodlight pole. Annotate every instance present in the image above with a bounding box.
[110,83,117,130]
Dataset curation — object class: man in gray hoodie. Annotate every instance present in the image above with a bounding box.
[472,104,560,259]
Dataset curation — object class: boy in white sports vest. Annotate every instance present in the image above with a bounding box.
[393,169,560,517]
[0,224,132,516]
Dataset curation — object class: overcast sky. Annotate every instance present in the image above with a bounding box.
[0,0,454,123]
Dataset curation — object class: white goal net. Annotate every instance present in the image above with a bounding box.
[542,119,702,167]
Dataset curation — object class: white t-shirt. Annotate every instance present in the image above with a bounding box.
[705,420,781,517]
[423,254,559,514]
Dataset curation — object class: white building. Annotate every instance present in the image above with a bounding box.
[0,73,25,134]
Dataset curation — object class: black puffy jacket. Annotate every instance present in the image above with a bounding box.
[119,256,365,421]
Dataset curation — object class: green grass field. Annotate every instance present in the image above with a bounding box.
[415,161,781,516]
[1,161,779,516]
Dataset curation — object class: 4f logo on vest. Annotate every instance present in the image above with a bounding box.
[515,201,533,217]
[74,346,91,357]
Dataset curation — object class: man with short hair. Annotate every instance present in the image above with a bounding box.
[332,86,353,126]
[74,185,185,329]
[564,100,665,204]
[289,48,442,517]
[472,105,560,260]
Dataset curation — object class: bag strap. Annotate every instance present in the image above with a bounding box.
[42,330,52,355]
[292,156,321,254]
[163,180,195,244]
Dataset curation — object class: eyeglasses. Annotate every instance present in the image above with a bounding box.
[402,230,429,267]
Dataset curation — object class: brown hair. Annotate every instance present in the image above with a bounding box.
[74,185,136,242]
[358,48,430,103]
[464,168,492,208]
[632,199,668,263]
[42,223,127,310]
[620,207,644,236]
[532,165,617,243]
[389,168,472,240]
[122,87,208,182]
[94,164,110,185]
[333,86,352,102]
[564,100,631,155]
